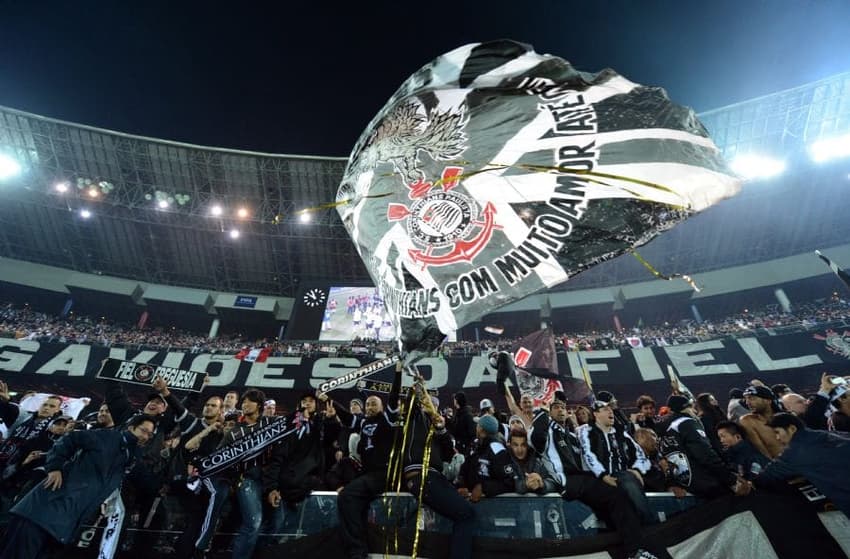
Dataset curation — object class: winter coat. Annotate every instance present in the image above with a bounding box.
[10,428,141,544]
[659,413,736,498]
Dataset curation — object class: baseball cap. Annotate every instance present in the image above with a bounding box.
[479,398,494,410]
[596,391,616,403]
[478,414,500,435]
[590,400,610,412]
[667,394,693,414]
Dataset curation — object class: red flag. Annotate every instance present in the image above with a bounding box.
[234,346,271,363]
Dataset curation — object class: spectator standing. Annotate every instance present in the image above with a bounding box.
[0,414,156,559]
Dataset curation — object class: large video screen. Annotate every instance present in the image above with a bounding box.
[318,287,395,341]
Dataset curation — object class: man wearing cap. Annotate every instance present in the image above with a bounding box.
[659,395,743,498]
[751,412,850,517]
[740,385,783,458]
[578,401,654,524]
[530,399,658,559]
[479,398,495,417]
[595,391,634,436]
[467,414,509,498]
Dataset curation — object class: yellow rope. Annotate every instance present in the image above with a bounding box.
[631,249,701,292]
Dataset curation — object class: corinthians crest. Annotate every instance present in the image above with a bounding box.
[387,166,500,268]
[813,329,850,359]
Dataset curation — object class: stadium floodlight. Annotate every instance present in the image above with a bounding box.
[729,154,786,180]
[88,187,99,198]
[236,207,249,219]
[210,204,223,216]
[0,153,21,180]
[79,209,92,219]
[299,212,311,223]
[55,182,69,193]
[157,199,169,209]
[229,228,240,239]
[808,133,850,163]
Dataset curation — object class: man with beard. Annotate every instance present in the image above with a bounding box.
[0,414,156,559]
[0,382,62,491]
[173,396,225,559]
[739,385,783,458]
[325,364,401,559]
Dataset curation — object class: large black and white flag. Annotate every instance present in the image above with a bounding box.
[337,40,741,351]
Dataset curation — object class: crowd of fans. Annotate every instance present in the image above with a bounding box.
[0,356,848,559]
[3,298,850,358]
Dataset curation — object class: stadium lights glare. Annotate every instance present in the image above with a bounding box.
[79,209,92,219]
[808,133,850,163]
[88,187,99,198]
[210,204,223,216]
[55,182,69,193]
[0,153,22,180]
[299,212,311,223]
[157,200,169,209]
[229,229,240,239]
[729,154,786,180]
[236,207,249,219]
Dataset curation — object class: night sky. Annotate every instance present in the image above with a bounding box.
[2,0,849,156]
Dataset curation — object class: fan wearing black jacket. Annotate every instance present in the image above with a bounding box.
[403,379,475,559]
[530,399,656,559]
[659,395,743,498]
[327,364,401,559]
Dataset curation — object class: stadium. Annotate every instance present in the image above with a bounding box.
[2,50,850,559]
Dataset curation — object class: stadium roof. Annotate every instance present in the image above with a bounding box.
[0,71,849,298]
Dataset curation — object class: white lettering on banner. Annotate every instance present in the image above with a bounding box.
[664,340,741,376]
[566,350,621,377]
[0,340,39,372]
[36,344,91,376]
[309,358,362,390]
[631,347,665,381]
[116,361,136,380]
[244,357,299,389]
[461,355,515,389]
[737,338,823,371]
[190,354,239,386]
[400,358,448,389]
[108,348,159,364]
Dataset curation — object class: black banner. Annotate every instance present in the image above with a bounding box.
[96,358,207,392]
[194,418,297,478]
[316,355,400,395]
[2,326,849,408]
